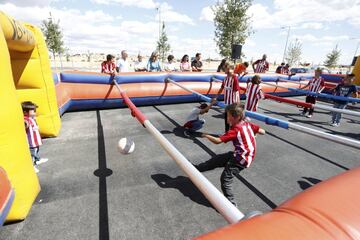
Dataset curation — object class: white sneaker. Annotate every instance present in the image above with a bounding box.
[306,114,312,118]
[36,158,48,165]
[33,166,39,173]
[330,123,339,127]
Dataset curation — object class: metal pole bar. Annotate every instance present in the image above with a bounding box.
[169,78,360,150]
[112,80,244,223]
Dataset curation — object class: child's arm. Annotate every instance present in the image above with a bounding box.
[202,133,222,144]
[199,99,216,114]
[257,128,266,135]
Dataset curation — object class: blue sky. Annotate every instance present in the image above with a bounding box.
[1,0,360,65]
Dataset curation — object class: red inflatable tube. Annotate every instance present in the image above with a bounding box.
[264,94,312,109]
[239,86,312,109]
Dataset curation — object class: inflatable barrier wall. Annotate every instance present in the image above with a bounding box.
[0,11,61,222]
[54,71,312,115]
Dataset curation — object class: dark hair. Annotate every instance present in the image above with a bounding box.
[347,73,355,78]
[243,62,249,67]
[167,55,174,62]
[196,53,201,58]
[106,54,114,61]
[217,59,227,72]
[225,103,244,120]
[199,103,208,109]
[22,101,38,112]
[251,75,261,85]
[281,62,285,66]
[181,55,189,62]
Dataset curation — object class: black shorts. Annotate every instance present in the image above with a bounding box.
[305,96,316,104]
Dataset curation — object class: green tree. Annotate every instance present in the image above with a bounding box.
[213,0,253,58]
[156,22,171,62]
[41,13,65,61]
[324,45,341,68]
[285,39,302,66]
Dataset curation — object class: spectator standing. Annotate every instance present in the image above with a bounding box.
[117,50,129,72]
[163,55,177,72]
[191,53,203,72]
[180,55,191,72]
[134,53,147,72]
[217,59,227,72]
[147,51,162,72]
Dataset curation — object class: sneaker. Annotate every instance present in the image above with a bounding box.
[33,166,39,173]
[301,112,306,116]
[36,158,48,165]
[306,114,312,118]
[330,122,339,127]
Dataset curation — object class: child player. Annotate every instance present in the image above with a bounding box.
[213,63,240,131]
[202,103,265,207]
[22,101,48,173]
[245,75,265,112]
[183,99,216,136]
[300,68,325,118]
[101,54,116,76]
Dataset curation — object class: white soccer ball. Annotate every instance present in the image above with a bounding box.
[117,138,135,154]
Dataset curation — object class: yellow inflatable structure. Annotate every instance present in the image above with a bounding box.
[353,55,360,86]
[0,12,61,222]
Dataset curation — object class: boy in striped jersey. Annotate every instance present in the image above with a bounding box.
[213,63,240,131]
[245,75,265,112]
[202,103,265,206]
[101,54,116,76]
[300,68,325,118]
[22,101,48,173]
[252,54,269,73]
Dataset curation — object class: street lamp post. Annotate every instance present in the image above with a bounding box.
[156,7,161,45]
[281,26,291,63]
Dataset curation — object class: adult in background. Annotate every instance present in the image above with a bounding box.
[147,51,162,72]
[134,53,147,72]
[281,64,290,75]
[164,54,177,72]
[117,50,129,72]
[180,54,191,72]
[217,59,227,72]
[101,54,116,76]
[191,53,203,72]
[252,54,269,73]
[275,62,285,74]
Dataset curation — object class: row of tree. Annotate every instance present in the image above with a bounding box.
[41,3,343,68]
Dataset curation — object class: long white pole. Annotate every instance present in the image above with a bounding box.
[143,120,244,223]
[113,80,244,223]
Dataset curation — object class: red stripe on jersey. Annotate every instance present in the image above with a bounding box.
[101,61,116,74]
[308,77,324,93]
[245,83,263,112]
[255,60,269,73]
[24,116,42,148]
[220,121,259,167]
[222,75,240,104]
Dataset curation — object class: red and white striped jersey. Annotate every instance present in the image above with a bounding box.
[245,83,264,112]
[24,116,42,148]
[101,61,116,74]
[221,74,240,104]
[280,67,289,75]
[308,77,325,94]
[220,121,260,167]
[254,59,269,73]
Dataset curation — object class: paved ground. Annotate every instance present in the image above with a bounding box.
[1,97,359,240]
